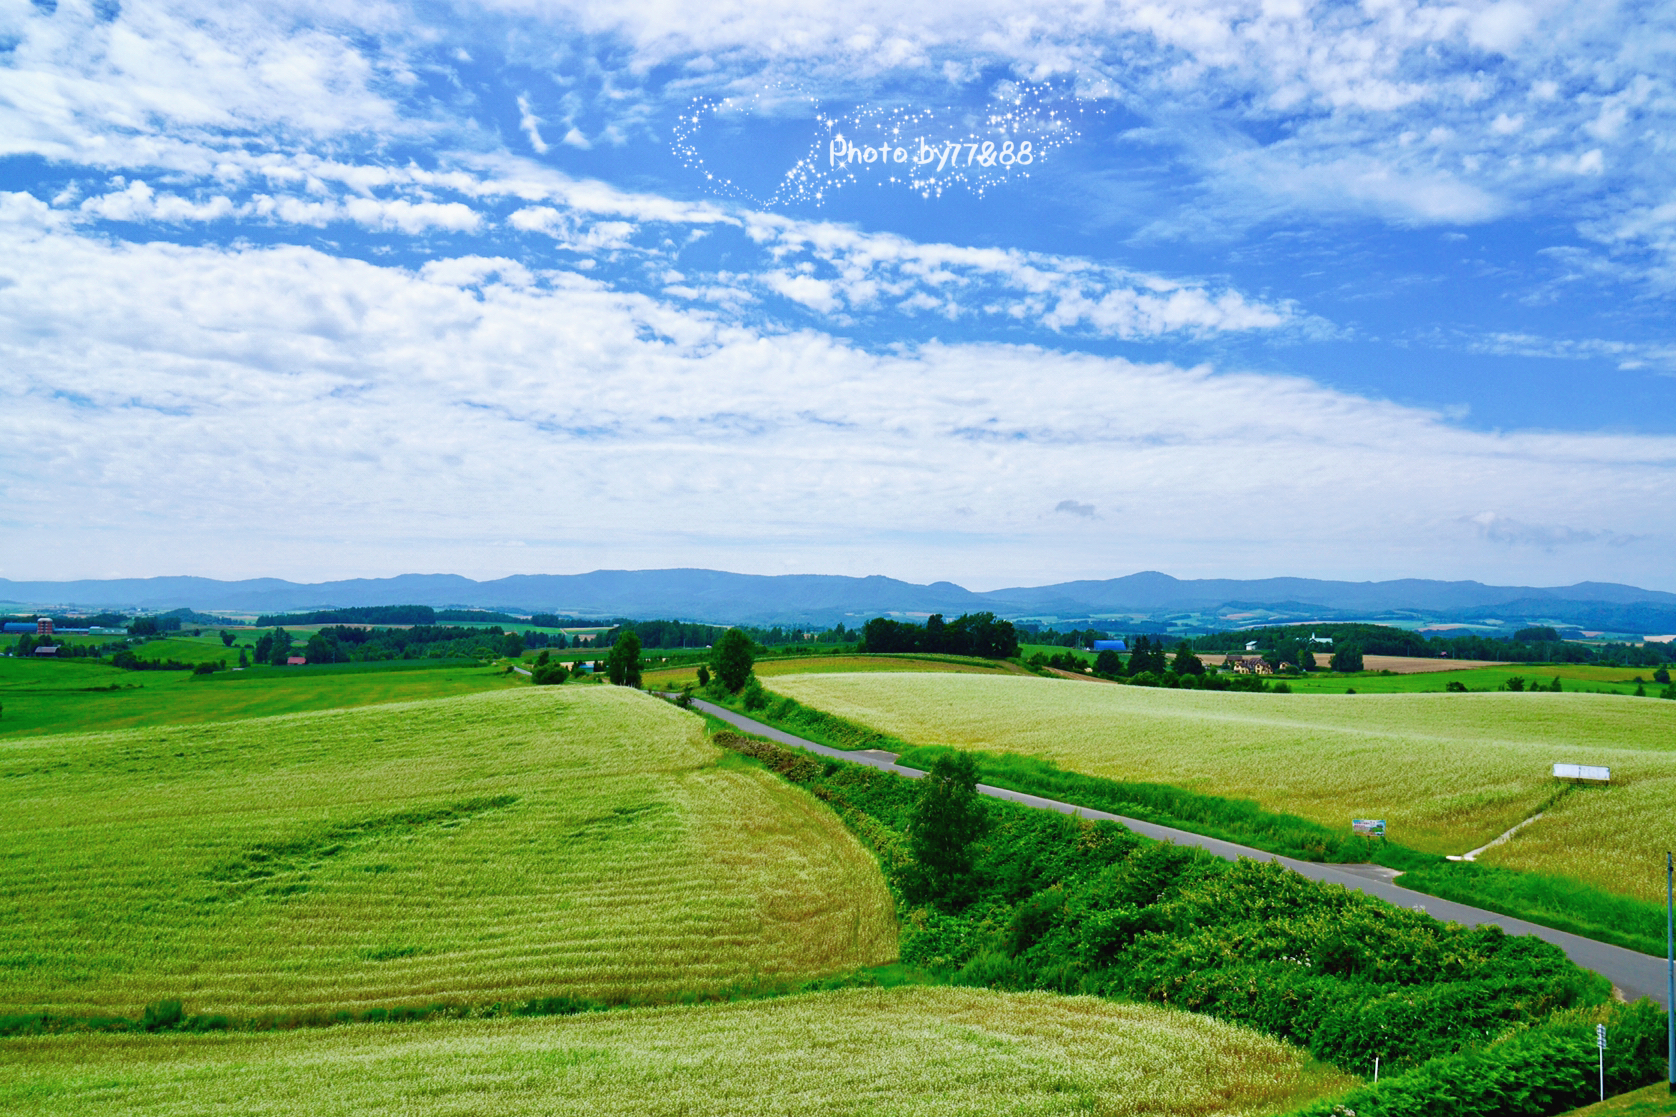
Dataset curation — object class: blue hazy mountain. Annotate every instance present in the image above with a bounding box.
[5,570,1676,632]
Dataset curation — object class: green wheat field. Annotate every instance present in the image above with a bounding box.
[768,671,1676,902]
[0,687,896,1018]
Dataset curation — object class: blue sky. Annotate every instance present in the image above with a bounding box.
[1,0,1672,590]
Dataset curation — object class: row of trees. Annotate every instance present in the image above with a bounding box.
[1194,621,1674,667]
[857,613,1020,658]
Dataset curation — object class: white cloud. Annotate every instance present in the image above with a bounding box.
[1468,512,1638,550]
[0,209,1671,586]
[516,94,551,154]
[741,212,1303,337]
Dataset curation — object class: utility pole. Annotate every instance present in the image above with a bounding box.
[1666,851,1673,1095]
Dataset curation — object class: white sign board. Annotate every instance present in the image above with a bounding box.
[1554,763,1611,782]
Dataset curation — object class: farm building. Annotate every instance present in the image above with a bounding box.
[1225,655,1273,675]
[285,656,306,666]
[1091,639,1127,652]
[32,645,59,657]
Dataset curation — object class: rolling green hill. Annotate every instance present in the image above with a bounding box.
[0,687,895,1018]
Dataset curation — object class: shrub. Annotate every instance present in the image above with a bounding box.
[142,999,183,1031]
[1447,680,1469,692]
[531,661,570,686]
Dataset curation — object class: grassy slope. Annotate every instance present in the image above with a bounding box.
[768,672,1676,903]
[0,687,896,1017]
[0,656,519,740]
[0,986,1354,1117]
[1555,1083,1676,1117]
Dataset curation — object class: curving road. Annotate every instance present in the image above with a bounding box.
[685,696,1673,1007]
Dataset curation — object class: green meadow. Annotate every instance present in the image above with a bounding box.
[0,687,896,1019]
[0,655,520,740]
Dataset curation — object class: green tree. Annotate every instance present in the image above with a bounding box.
[501,631,525,659]
[220,630,235,647]
[1504,676,1526,692]
[267,628,294,666]
[711,628,754,692]
[304,631,343,664]
[1329,646,1364,673]
[696,664,710,688]
[606,630,642,687]
[237,648,249,668]
[906,752,989,906]
[1171,648,1205,676]
[128,616,159,637]
[1094,649,1122,676]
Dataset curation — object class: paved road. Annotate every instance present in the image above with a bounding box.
[687,697,1673,1006]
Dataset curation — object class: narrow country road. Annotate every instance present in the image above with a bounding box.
[685,696,1673,1007]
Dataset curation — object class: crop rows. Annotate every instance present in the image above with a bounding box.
[770,672,1676,902]
[0,688,895,1017]
[0,986,1352,1116]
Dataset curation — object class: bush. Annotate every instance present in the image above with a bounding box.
[1505,676,1526,692]
[531,661,570,686]
[1447,680,1469,692]
[1288,1000,1667,1117]
[142,1000,183,1031]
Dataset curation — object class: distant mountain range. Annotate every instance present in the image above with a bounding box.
[5,569,1676,635]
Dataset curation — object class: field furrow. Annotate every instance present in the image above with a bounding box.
[0,687,896,1017]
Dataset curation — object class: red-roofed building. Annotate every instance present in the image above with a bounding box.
[286,656,306,666]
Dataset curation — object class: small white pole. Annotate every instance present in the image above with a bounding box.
[1598,1023,1607,1102]
[1374,1056,1379,1083]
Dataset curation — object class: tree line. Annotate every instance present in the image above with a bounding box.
[1193,621,1674,667]
[856,613,1020,658]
